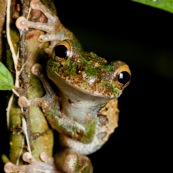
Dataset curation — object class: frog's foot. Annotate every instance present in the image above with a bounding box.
[4,152,59,173]
[30,0,57,23]
[55,149,93,173]
[16,0,63,43]
[18,63,59,111]
[64,153,93,173]
[16,16,57,43]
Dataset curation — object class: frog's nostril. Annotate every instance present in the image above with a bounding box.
[117,71,131,85]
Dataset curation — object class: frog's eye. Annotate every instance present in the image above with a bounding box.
[117,71,131,85]
[115,64,131,87]
[54,40,72,58]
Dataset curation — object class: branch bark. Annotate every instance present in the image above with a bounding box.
[1,0,56,169]
[0,0,7,60]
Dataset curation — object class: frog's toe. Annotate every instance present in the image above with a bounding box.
[4,153,58,173]
[30,0,41,10]
[22,152,35,164]
[18,96,31,108]
[38,35,46,42]
[22,152,54,165]
[16,16,28,30]
[4,162,26,173]
[4,162,15,173]
[38,34,51,42]
[63,153,93,173]
[40,152,54,165]
[63,153,78,173]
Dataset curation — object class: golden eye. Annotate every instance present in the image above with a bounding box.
[118,71,131,85]
[116,64,131,86]
[54,40,72,58]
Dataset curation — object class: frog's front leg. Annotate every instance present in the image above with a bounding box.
[4,152,59,173]
[16,0,73,45]
[19,63,96,143]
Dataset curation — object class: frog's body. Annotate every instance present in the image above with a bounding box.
[46,40,130,156]
[48,57,119,155]
[4,0,131,173]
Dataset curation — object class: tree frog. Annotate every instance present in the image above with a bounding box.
[4,0,131,172]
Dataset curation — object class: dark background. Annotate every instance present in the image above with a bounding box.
[1,0,173,172]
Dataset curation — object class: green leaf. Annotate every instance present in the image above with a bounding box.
[0,62,14,90]
[132,0,173,14]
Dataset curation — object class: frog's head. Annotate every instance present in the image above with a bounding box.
[47,40,131,99]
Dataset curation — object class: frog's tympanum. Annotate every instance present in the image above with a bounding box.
[4,0,131,172]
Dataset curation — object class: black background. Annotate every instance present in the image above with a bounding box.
[1,0,173,172]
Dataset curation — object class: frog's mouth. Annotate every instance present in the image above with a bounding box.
[61,76,123,99]
[48,72,120,106]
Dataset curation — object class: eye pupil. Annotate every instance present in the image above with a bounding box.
[118,71,131,85]
[54,45,68,58]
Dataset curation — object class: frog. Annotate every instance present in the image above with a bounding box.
[4,0,131,173]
